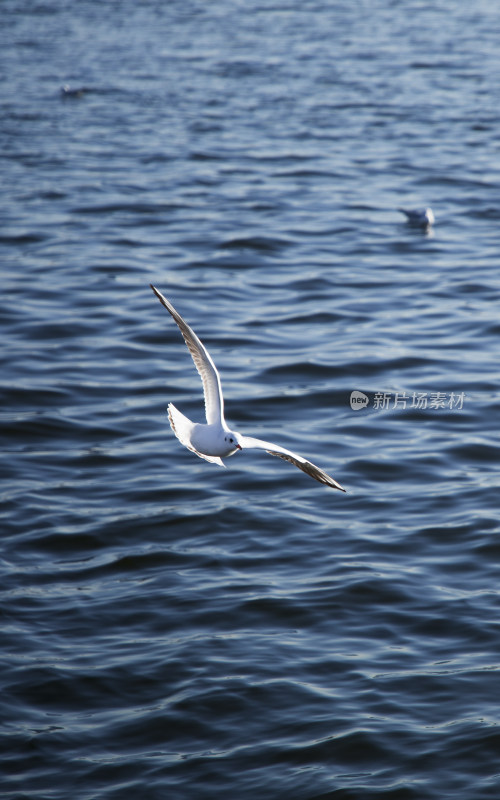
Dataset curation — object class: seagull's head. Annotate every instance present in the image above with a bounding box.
[224,432,242,453]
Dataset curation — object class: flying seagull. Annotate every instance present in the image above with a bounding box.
[398,207,435,227]
[150,285,345,491]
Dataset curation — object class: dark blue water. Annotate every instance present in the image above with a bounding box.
[2,1,500,798]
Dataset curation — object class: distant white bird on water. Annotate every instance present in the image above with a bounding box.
[150,285,345,491]
[398,207,435,227]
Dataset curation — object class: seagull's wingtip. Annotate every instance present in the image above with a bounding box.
[328,479,346,492]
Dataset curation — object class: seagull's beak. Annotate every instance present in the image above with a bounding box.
[235,443,242,450]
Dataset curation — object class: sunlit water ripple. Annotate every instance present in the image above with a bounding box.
[1,1,500,798]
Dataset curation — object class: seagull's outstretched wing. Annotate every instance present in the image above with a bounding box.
[238,434,346,491]
[150,285,225,426]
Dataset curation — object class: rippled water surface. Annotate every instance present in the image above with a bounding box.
[2,1,500,798]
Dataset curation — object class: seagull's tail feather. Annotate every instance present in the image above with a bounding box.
[167,403,194,451]
[167,404,225,466]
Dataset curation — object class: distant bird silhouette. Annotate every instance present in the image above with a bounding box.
[398,207,435,228]
[60,85,91,99]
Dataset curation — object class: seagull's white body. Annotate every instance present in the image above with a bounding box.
[398,207,435,227]
[150,285,345,491]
